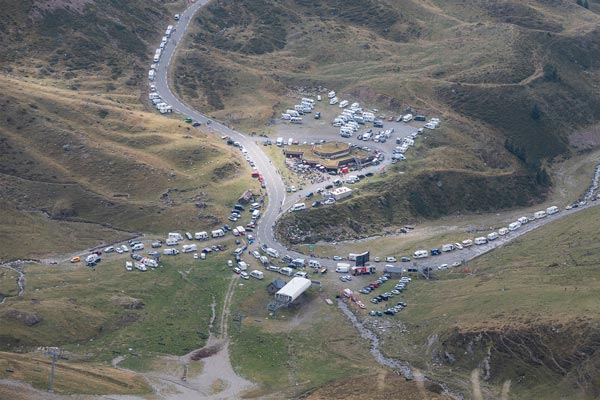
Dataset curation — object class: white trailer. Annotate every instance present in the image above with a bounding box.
[534,210,547,219]
[474,237,488,245]
[487,232,499,241]
[413,250,428,259]
[546,206,559,215]
[508,221,522,231]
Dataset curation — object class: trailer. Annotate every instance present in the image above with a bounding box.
[212,229,225,238]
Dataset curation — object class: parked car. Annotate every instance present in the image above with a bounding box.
[70,257,80,263]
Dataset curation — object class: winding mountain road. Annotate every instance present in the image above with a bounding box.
[154,1,600,273]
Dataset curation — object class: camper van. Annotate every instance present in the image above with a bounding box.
[498,227,509,236]
[168,232,183,241]
[280,267,294,276]
[339,100,349,108]
[195,231,208,240]
[237,261,248,271]
[487,232,499,241]
[290,203,306,212]
[517,217,529,225]
[308,259,321,268]
[163,248,179,255]
[329,97,339,105]
[546,206,559,215]
[441,244,454,252]
[276,137,284,146]
[508,221,522,231]
[182,244,197,253]
[413,250,428,259]
[328,91,336,98]
[250,270,264,280]
[474,237,488,245]
[266,248,279,258]
[212,230,225,238]
[534,210,547,219]
[166,238,178,246]
[290,117,303,124]
[462,239,473,247]
[281,113,291,120]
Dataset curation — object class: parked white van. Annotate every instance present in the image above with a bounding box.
[291,203,306,212]
[195,231,208,240]
[508,221,522,231]
[462,239,473,247]
[212,229,225,238]
[474,237,488,245]
[266,248,279,258]
[546,206,559,215]
[335,263,350,273]
[280,267,294,276]
[441,244,454,252]
[168,232,184,241]
[413,250,428,259]
[487,232,499,241]
[250,270,264,280]
[534,210,547,219]
[182,244,197,253]
[163,248,179,255]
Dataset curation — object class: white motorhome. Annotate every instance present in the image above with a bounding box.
[290,203,306,211]
[317,95,322,101]
[462,239,473,247]
[518,216,529,225]
[182,244,197,253]
[339,100,349,108]
[250,270,264,280]
[487,232,499,241]
[290,117,303,124]
[441,244,454,252]
[281,113,291,120]
[148,70,155,81]
[166,238,178,246]
[163,248,179,255]
[329,97,339,105]
[252,209,260,219]
[266,248,279,258]
[402,114,413,122]
[327,91,336,98]
[413,250,428,259]
[195,231,208,240]
[238,261,248,271]
[508,221,522,231]
[276,137,284,146]
[308,259,321,268]
[546,206,559,215]
[259,256,269,265]
[474,237,488,245]
[168,232,183,241]
[286,110,299,117]
[135,262,147,272]
[498,227,509,236]
[534,210,547,219]
[280,267,294,276]
[212,229,225,238]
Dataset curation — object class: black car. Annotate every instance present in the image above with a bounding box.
[192,121,201,127]
[325,184,334,189]
[357,134,363,140]
[401,257,411,262]
[365,172,373,177]
[312,201,322,207]
[306,192,314,198]
[414,115,426,121]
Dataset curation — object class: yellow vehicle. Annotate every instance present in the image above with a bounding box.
[70,256,81,263]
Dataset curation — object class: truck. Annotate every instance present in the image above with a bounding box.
[413,250,428,259]
[351,265,376,276]
[250,270,264,280]
[195,231,208,240]
[163,248,179,255]
[335,263,351,273]
[182,244,197,253]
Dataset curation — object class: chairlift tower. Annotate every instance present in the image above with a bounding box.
[232,311,247,334]
[45,347,64,392]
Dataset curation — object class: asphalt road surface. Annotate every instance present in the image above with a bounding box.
[154,1,600,274]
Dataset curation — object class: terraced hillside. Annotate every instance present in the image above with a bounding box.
[176,0,600,240]
[0,0,258,262]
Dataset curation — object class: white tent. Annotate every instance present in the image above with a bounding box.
[275,277,311,303]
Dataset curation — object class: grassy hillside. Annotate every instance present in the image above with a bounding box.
[175,0,600,237]
[0,0,261,262]
[371,204,600,398]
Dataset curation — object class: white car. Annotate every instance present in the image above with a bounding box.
[251,250,261,259]
[193,253,199,259]
[385,256,397,262]
[240,271,250,280]
[323,198,336,205]
[333,256,343,261]
[125,261,133,271]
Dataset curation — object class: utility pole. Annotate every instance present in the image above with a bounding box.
[45,348,62,392]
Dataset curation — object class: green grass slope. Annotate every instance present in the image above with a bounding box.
[176,0,600,238]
